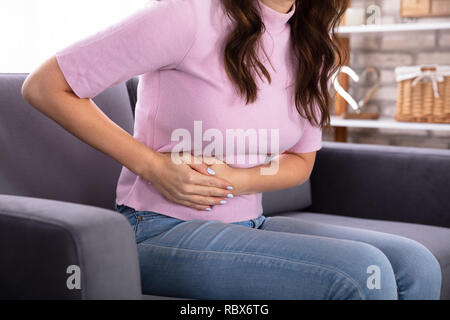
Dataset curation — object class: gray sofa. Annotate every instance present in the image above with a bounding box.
[1,73,449,300]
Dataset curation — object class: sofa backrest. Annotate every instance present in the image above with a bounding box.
[0,73,134,211]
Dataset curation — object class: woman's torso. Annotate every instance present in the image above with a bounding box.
[116,0,310,223]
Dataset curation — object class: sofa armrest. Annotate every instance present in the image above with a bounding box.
[309,141,450,228]
[0,194,142,299]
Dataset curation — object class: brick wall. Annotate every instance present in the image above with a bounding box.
[323,0,450,149]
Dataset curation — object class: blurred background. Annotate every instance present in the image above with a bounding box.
[0,0,147,72]
[327,0,450,149]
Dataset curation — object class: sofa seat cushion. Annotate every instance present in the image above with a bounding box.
[277,211,450,300]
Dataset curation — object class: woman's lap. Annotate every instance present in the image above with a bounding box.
[115,204,441,300]
[261,216,442,300]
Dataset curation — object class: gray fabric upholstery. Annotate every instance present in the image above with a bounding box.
[309,141,450,228]
[278,211,450,300]
[262,181,312,216]
[0,194,142,299]
[0,73,134,211]
[126,76,139,117]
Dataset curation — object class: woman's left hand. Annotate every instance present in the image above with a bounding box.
[202,156,247,196]
[161,152,246,197]
[160,152,247,196]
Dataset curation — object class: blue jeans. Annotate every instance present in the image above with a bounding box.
[115,204,442,300]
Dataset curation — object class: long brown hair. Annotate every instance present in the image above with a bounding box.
[221,0,349,130]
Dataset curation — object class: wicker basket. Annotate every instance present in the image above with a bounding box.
[395,65,450,123]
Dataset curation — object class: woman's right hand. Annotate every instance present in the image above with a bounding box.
[140,151,234,211]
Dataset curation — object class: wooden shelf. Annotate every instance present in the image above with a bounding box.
[336,21,450,36]
[332,2,449,142]
[332,19,450,141]
[331,115,450,131]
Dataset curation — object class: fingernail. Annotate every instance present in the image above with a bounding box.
[219,200,227,204]
[227,193,234,198]
[207,167,215,175]
[226,186,233,190]
[205,207,212,211]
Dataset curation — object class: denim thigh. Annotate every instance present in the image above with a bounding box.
[114,204,441,300]
[260,216,442,300]
[116,204,403,300]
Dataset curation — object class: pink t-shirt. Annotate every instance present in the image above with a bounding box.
[55,0,322,223]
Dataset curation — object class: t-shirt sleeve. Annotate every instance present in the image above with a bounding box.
[286,99,323,154]
[55,0,197,99]
[286,74,332,154]
[286,118,322,154]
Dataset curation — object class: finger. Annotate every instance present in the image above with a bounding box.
[202,155,225,165]
[189,163,216,176]
[184,185,234,198]
[176,198,213,211]
[165,192,212,211]
[172,185,227,205]
[189,170,233,189]
[180,194,228,206]
[187,155,217,176]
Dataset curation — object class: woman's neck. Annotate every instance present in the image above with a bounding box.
[259,0,295,14]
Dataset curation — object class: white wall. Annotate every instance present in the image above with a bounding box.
[0,0,148,72]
